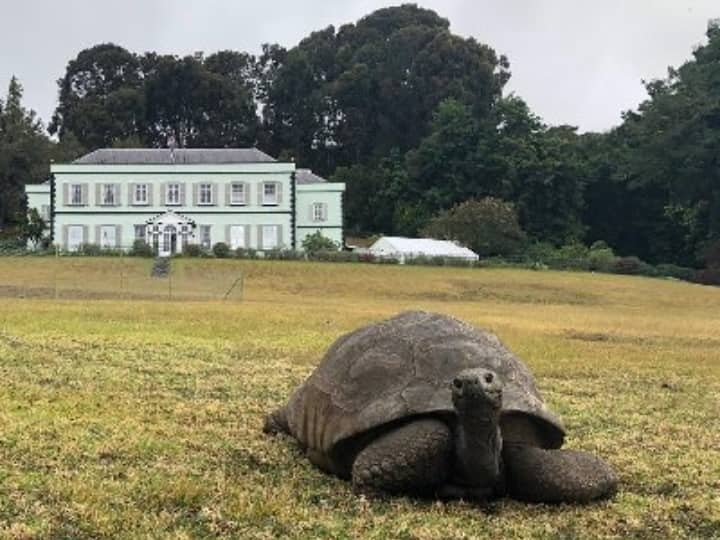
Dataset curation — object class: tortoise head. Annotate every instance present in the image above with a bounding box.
[451,368,503,412]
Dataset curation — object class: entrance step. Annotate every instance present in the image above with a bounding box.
[151,257,171,278]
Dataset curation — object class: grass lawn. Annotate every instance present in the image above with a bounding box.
[0,257,718,538]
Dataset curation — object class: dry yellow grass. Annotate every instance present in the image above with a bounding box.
[0,257,718,538]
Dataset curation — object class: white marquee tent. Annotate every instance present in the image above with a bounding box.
[368,236,479,263]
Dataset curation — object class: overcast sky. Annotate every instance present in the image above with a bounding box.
[1,0,718,133]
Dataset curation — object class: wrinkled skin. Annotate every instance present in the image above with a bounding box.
[264,311,617,503]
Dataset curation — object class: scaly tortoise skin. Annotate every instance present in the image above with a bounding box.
[264,311,617,503]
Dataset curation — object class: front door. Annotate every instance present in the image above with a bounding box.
[161,225,177,256]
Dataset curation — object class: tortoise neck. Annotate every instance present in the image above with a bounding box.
[453,404,503,488]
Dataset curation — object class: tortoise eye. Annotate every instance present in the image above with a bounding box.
[453,378,463,389]
[484,373,494,384]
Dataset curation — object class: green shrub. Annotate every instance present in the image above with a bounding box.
[421,197,526,257]
[656,263,695,281]
[264,249,302,260]
[234,247,258,259]
[554,243,590,270]
[611,256,646,275]
[212,242,231,258]
[182,243,203,257]
[524,242,559,264]
[445,257,476,268]
[406,255,433,266]
[309,250,359,263]
[129,239,154,257]
[80,243,102,256]
[590,240,610,250]
[588,248,618,272]
[302,232,339,253]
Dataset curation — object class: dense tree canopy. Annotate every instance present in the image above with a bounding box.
[421,197,526,257]
[582,21,720,265]
[0,78,51,232]
[259,4,508,175]
[1,6,718,267]
[50,45,258,150]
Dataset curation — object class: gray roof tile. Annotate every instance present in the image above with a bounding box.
[295,168,328,184]
[74,148,277,165]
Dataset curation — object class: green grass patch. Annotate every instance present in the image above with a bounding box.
[0,258,718,538]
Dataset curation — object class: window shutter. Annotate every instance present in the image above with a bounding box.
[180,183,186,206]
[258,225,263,248]
[62,225,68,249]
[225,225,231,244]
[225,183,231,205]
[277,225,283,248]
[115,225,122,247]
[245,225,251,248]
[322,203,328,221]
[257,183,264,206]
[276,182,283,204]
[82,225,89,244]
[82,184,89,206]
[193,184,198,206]
[212,182,218,206]
[62,184,69,206]
[160,182,166,206]
[95,225,101,244]
[114,184,121,206]
[147,184,154,206]
[129,183,136,205]
[244,183,251,206]
[96,184,102,206]
[309,204,315,222]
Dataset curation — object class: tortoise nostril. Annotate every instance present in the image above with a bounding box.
[453,378,463,389]
[485,373,494,384]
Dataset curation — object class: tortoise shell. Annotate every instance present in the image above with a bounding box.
[283,311,565,457]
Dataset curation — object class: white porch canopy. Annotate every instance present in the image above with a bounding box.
[145,210,196,256]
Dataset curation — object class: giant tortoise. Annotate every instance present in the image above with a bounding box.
[264,311,617,503]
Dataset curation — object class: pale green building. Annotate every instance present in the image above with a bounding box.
[25,148,345,255]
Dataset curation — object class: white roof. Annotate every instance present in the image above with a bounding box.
[369,236,479,260]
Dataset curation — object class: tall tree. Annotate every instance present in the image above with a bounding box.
[0,77,51,231]
[142,53,258,147]
[50,43,144,149]
[259,4,509,176]
[585,20,720,265]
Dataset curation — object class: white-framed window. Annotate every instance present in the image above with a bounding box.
[199,183,213,205]
[134,184,148,205]
[102,184,116,206]
[67,225,84,251]
[70,184,83,205]
[100,225,117,248]
[230,225,245,249]
[230,183,245,205]
[262,183,277,205]
[166,183,181,205]
[134,225,146,240]
[262,225,279,249]
[312,202,327,222]
[200,225,212,249]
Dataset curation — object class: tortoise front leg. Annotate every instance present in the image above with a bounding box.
[352,418,452,495]
[503,444,618,503]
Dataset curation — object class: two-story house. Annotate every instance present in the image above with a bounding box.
[26,148,345,255]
